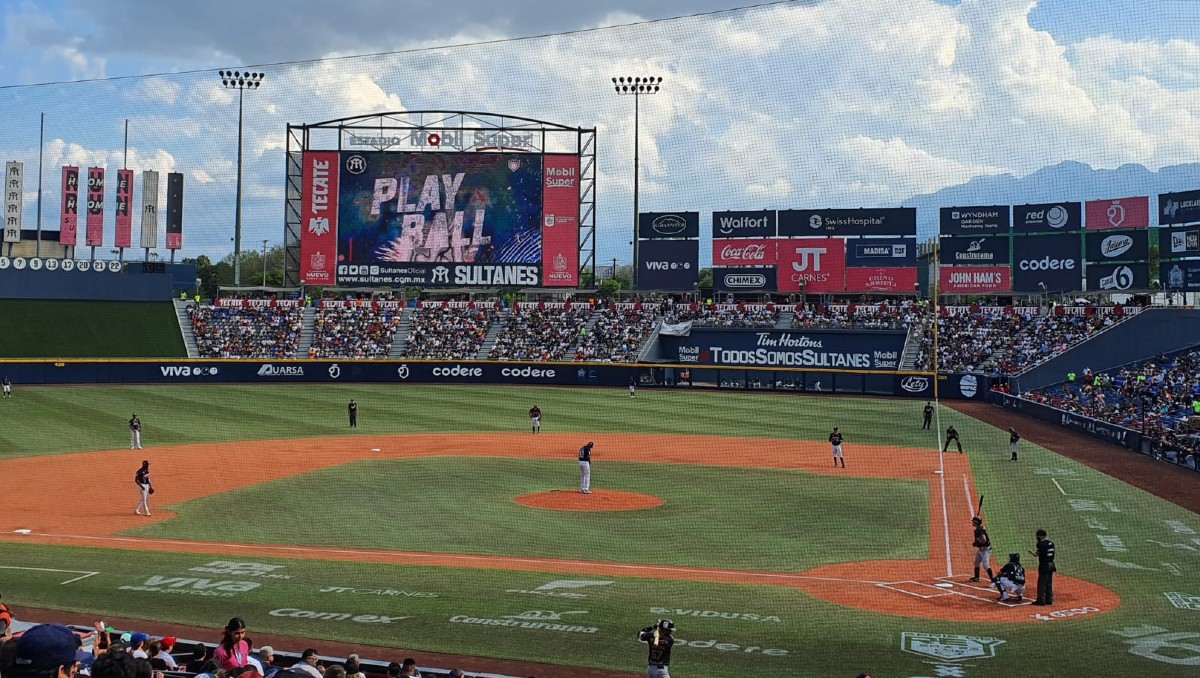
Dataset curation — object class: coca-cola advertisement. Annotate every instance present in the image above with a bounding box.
[712,238,777,266]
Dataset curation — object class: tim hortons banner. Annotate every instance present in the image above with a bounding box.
[114,169,134,248]
[711,210,776,238]
[60,166,79,246]
[299,151,340,285]
[778,208,916,237]
[845,267,918,293]
[712,238,776,266]
[1085,196,1149,230]
[540,154,580,287]
[939,266,1012,294]
[777,237,846,293]
[845,237,916,267]
[3,161,23,244]
[1084,229,1149,263]
[85,166,104,247]
[1012,202,1082,233]
[165,172,183,250]
[139,170,159,249]
[939,205,1011,235]
[1160,188,1200,226]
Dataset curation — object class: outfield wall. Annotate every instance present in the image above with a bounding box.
[992,392,1147,454]
[0,359,988,399]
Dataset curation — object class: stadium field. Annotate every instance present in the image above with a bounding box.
[1,384,1198,677]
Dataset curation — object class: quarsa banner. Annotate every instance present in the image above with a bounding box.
[1084,229,1148,262]
[1085,262,1149,292]
[638,211,700,240]
[1085,196,1150,230]
[1012,202,1082,233]
[1011,232,1082,293]
[938,235,1010,265]
[939,205,1010,235]
[711,210,776,238]
[660,328,907,369]
[637,238,699,290]
[778,208,916,236]
[844,237,916,267]
[1159,188,1200,226]
[1162,260,1200,291]
[712,267,777,293]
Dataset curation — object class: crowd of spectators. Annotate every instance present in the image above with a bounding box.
[791,301,927,331]
[189,306,303,359]
[402,307,498,360]
[574,306,658,362]
[490,307,592,361]
[664,305,778,328]
[309,307,402,359]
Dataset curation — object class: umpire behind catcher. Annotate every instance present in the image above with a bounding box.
[637,619,675,678]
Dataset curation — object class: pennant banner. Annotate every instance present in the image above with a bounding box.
[60,166,79,246]
[3,161,23,243]
[140,170,159,249]
[165,172,183,250]
[114,169,134,248]
[85,166,105,246]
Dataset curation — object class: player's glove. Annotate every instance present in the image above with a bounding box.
[149,488,155,495]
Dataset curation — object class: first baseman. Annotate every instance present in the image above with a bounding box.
[135,460,154,516]
[578,441,594,493]
[1009,427,1020,461]
[971,516,995,582]
[829,427,845,468]
[529,405,541,434]
[129,414,143,450]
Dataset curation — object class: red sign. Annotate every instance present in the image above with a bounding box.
[845,267,917,293]
[85,167,104,246]
[60,166,79,246]
[712,238,777,266]
[1085,196,1149,230]
[114,169,134,248]
[299,152,340,285]
[939,266,1012,293]
[541,154,580,287]
[777,238,846,292]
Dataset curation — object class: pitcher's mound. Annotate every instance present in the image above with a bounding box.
[515,489,663,512]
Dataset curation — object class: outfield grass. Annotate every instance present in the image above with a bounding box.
[0,300,186,358]
[2,384,1199,677]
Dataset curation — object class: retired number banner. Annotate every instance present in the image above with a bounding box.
[114,169,134,248]
[86,166,105,247]
[3,161,23,243]
[60,166,79,246]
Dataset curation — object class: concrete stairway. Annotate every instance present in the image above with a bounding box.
[296,307,316,358]
[776,310,794,329]
[389,308,414,358]
[172,299,200,359]
[476,309,510,359]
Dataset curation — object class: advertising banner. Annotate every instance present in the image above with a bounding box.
[1011,233,1082,292]
[114,169,133,248]
[1084,229,1148,262]
[336,262,541,287]
[1085,196,1150,230]
[844,267,918,293]
[1160,226,1200,258]
[60,166,79,246]
[1162,260,1200,292]
[939,205,1010,235]
[778,208,916,236]
[1085,262,1149,292]
[893,373,987,400]
[336,151,545,286]
[139,170,159,249]
[1012,202,1082,233]
[1159,188,1200,226]
[712,238,776,266]
[938,235,1010,265]
[540,154,581,287]
[939,266,1011,294]
[662,328,906,369]
[299,151,340,285]
[638,211,700,240]
[85,166,104,247]
[845,237,915,267]
[712,267,777,293]
[165,172,183,250]
[712,210,776,238]
[777,237,846,292]
[637,238,698,290]
[997,394,1141,452]
[3,161,23,243]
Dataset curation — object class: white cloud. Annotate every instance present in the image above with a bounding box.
[191,169,215,184]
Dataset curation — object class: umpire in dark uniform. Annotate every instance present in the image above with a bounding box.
[1029,528,1056,605]
[922,402,933,430]
[348,400,358,428]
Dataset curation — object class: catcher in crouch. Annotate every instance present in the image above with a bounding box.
[995,553,1027,603]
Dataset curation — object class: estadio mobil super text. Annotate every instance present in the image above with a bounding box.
[1160,188,1200,226]
[939,205,1010,235]
[778,208,915,236]
[711,210,776,238]
[638,239,699,290]
[776,238,845,292]
[1011,233,1082,292]
[1084,196,1149,231]
[1013,202,1081,233]
[661,329,905,369]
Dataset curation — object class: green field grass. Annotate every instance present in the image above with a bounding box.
[0,300,186,358]
[1,383,1199,677]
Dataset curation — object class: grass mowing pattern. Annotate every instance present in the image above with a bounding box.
[0,300,185,358]
[127,458,928,571]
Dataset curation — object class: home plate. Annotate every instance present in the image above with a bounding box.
[13,529,31,534]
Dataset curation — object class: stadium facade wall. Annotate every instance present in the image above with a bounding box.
[0,264,197,301]
[991,392,1147,455]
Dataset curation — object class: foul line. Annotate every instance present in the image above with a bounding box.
[0,565,100,585]
[962,473,976,518]
[938,450,952,578]
[1051,478,1067,495]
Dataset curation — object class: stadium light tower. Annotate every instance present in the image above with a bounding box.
[612,75,662,289]
[218,69,265,287]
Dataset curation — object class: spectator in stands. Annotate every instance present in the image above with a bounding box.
[399,659,421,677]
[12,624,79,678]
[91,645,138,678]
[343,655,364,678]
[490,307,592,362]
[184,646,211,674]
[256,647,277,678]
[127,635,148,660]
[291,649,323,678]
[403,306,498,360]
[0,593,12,641]
[189,305,304,359]
[213,618,250,672]
[311,307,402,359]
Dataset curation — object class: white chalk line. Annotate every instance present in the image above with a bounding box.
[1051,478,1067,495]
[0,564,100,585]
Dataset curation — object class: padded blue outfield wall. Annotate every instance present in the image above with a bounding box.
[0,358,987,400]
[991,392,1147,455]
[0,262,198,301]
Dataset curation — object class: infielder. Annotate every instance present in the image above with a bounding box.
[529,405,541,434]
[348,399,358,428]
[135,460,154,516]
[995,553,1026,603]
[942,425,962,453]
[970,516,995,582]
[2,376,11,398]
[829,427,846,469]
[578,441,594,494]
[129,414,143,450]
[1009,427,1020,461]
[637,619,675,678]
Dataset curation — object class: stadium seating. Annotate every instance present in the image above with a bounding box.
[664,303,777,328]
[188,305,303,359]
[490,304,592,361]
[402,304,499,360]
[791,301,926,331]
[310,305,402,359]
[574,305,659,362]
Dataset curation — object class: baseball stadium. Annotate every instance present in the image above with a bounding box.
[3,4,1200,678]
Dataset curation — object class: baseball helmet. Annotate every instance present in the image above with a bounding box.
[1009,553,1021,563]
[971,516,982,525]
[658,619,674,631]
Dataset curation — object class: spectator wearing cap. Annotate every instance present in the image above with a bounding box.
[90,645,137,678]
[127,634,148,660]
[213,618,250,672]
[291,649,322,678]
[151,639,176,670]
[13,623,80,678]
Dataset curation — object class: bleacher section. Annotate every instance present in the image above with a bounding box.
[402,301,500,360]
[489,302,593,361]
[188,299,303,359]
[309,301,404,359]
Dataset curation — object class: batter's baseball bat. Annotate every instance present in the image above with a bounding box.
[976,494,985,517]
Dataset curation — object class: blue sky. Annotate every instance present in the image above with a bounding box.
[2,0,1199,265]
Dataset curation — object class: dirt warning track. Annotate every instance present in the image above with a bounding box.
[0,433,1119,623]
